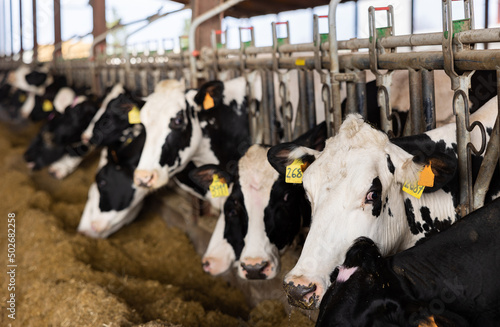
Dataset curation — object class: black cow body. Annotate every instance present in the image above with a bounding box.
[317,198,500,327]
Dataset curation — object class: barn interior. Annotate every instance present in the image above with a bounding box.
[0,0,499,326]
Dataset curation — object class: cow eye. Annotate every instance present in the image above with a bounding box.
[169,112,184,129]
[366,191,379,202]
[99,180,106,187]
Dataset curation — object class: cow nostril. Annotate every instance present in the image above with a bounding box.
[283,281,318,310]
[241,261,269,280]
[202,261,210,272]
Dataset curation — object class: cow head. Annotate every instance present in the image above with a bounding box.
[24,97,97,170]
[268,114,457,309]
[27,75,68,121]
[192,122,326,280]
[133,77,240,189]
[316,237,469,327]
[81,84,126,144]
[78,121,147,238]
[88,93,145,147]
[188,164,236,275]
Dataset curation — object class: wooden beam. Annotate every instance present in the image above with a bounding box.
[53,0,61,58]
[191,0,222,50]
[91,0,106,56]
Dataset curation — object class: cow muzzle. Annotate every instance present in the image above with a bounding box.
[283,276,324,310]
[239,258,274,280]
[134,170,158,188]
[201,256,231,276]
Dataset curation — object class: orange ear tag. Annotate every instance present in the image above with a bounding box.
[209,174,229,198]
[203,93,215,110]
[418,164,435,187]
[128,106,141,124]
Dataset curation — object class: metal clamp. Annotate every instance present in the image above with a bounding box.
[368,5,396,135]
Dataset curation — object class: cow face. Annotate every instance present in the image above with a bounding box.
[27,75,68,121]
[78,125,147,238]
[81,84,126,144]
[24,98,97,170]
[268,114,464,309]
[89,93,145,147]
[317,237,469,327]
[133,80,203,189]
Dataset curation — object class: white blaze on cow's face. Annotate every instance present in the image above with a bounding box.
[282,114,430,309]
[134,80,201,189]
[201,212,236,275]
[237,145,281,280]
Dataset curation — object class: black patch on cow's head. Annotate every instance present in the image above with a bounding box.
[159,104,194,168]
[97,124,146,211]
[366,177,383,218]
[404,198,423,235]
[316,237,405,327]
[25,71,48,86]
[194,80,224,109]
[30,74,68,121]
[90,92,145,147]
[188,164,233,194]
[263,178,311,251]
[391,135,457,193]
[223,180,248,260]
[53,100,98,145]
[386,155,395,174]
[3,89,28,119]
[267,144,315,176]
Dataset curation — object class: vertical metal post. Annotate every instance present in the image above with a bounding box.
[409,69,424,134]
[485,0,489,49]
[9,0,13,55]
[421,69,436,130]
[32,0,37,62]
[345,68,357,115]
[53,0,61,59]
[1,0,5,58]
[19,0,23,58]
[329,0,343,135]
[355,70,367,118]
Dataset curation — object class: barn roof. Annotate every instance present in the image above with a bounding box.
[170,0,354,18]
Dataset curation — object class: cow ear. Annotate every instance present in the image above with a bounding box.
[343,237,382,273]
[194,81,224,110]
[267,143,319,176]
[188,164,232,192]
[25,71,48,87]
[292,121,328,151]
[389,140,457,193]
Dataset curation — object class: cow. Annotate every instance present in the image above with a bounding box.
[316,198,500,327]
[133,75,254,203]
[77,93,147,238]
[189,122,327,279]
[23,94,97,172]
[46,85,128,179]
[267,96,499,309]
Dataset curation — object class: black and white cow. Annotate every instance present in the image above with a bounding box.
[45,84,127,179]
[189,122,327,279]
[23,94,97,171]
[78,93,147,238]
[267,97,499,309]
[316,198,500,327]
[133,76,255,205]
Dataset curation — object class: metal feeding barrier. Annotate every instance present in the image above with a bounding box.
[0,0,498,215]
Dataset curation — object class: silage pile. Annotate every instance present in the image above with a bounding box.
[0,121,314,327]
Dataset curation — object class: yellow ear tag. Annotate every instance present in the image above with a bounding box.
[203,93,215,110]
[18,94,26,103]
[128,106,141,124]
[402,180,425,199]
[418,164,435,187]
[42,99,53,112]
[209,174,229,198]
[286,159,304,184]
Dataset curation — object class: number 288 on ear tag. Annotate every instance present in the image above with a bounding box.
[286,159,304,184]
[210,174,229,198]
[128,106,141,124]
